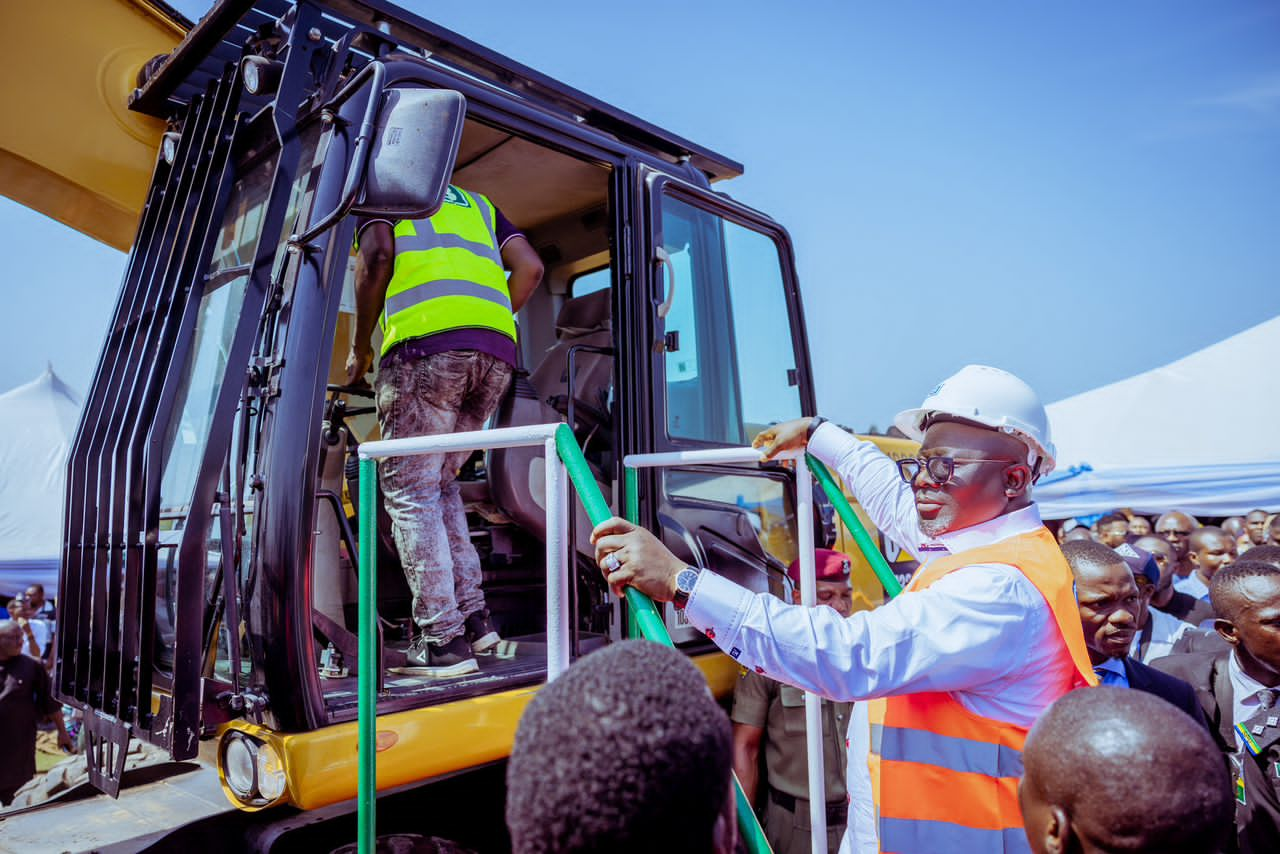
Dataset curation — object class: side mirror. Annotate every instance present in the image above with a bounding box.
[353,87,466,220]
[293,60,466,245]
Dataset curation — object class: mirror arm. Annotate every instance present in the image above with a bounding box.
[292,60,388,246]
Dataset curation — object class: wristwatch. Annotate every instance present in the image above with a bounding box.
[806,416,828,441]
[672,566,701,610]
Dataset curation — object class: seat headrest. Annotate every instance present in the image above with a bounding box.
[556,287,612,338]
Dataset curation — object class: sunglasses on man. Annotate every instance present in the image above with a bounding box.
[896,456,1016,485]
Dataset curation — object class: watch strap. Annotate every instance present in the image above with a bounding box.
[806,416,828,441]
[672,566,700,610]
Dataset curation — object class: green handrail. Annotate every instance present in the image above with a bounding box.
[357,456,378,853]
[806,455,903,598]
[623,466,643,640]
[560,427,769,854]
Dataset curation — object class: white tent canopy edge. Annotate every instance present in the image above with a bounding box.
[0,365,80,597]
[1035,315,1280,519]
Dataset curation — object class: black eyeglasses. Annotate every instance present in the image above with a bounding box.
[896,456,1014,485]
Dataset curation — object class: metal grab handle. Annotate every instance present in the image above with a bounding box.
[655,246,676,319]
[806,455,903,598]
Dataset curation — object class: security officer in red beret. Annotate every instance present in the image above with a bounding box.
[731,549,855,854]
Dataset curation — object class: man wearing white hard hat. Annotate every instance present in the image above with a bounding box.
[590,365,1096,854]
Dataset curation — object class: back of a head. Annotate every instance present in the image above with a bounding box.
[506,641,732,854]
[1062,526,1096,544]
[1238,544,1280,570]
[1210,560,1280,623]
[1097,513,1128,529]
[1023,687,1232,853]
[1061,538,1124,578]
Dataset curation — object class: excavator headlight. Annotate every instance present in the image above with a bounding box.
[223,733,258,800]
[242,56,284,96]
[160,132,181,165]
[256,740,287,801]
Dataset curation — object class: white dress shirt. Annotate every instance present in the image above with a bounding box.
[1173,571,1210,600]
[683,423,1079,854]
[1228,650,1280,753]
[1130,607,1195,664]
[20,619,51,658]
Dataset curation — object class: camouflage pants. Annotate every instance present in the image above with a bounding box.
[376,350,513,644]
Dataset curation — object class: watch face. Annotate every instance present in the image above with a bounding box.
[677,568,699,593]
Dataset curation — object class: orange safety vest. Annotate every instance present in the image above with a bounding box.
[867,527,1096,853]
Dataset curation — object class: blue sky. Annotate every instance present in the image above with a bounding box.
[3,0,1277,430]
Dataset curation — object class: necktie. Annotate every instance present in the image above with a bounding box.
[1094,666,1126,687]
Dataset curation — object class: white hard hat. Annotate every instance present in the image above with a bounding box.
[894,365,1057,479]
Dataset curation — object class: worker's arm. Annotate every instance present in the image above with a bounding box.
[17,619,40,658]
[692,566,1051,702]
[345,220,394,387]
[501,235,543,313]
[755,420,924,560]
[732,723,764,805]
[593,518,1047,703]
[35,665,73,752]
[729,670,772,806]
[807,423,925,560]
[50,709,73,752]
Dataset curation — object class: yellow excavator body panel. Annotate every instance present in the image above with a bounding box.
[0,1,185,250]
[216,651,742,811]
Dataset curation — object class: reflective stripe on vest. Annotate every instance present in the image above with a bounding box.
[868,527,1097,853]
[379,186,515,356]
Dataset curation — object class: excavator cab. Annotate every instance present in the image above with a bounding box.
[51,0,846,827]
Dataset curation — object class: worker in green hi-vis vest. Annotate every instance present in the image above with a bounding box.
[346,184,544,678]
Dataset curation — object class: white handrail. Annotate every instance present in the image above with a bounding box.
[359,422,571,680]
[360,422,562,460]
[622,446,803,468]
[622,444,827,853]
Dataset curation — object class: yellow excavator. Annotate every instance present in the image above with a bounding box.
[0,1,915,849]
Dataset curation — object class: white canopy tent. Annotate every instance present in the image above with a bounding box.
[0,365,80,597]
[1035,316,1280,519]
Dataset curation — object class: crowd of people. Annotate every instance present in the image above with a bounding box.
[504,365,1279,854]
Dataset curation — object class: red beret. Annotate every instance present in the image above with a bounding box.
[787,548,853,587]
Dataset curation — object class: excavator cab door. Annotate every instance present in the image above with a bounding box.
[636,169,817,642]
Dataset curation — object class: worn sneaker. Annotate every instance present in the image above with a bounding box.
[464,608,501,654]
[394,635,479,678]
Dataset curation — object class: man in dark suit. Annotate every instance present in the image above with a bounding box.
[1061,540,1208,727]
[1153,561,1280,854]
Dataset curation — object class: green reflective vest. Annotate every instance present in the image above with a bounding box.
[379,185,515,357]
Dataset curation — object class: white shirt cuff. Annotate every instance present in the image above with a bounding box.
[806,420,864,468]
[683,571,753,655]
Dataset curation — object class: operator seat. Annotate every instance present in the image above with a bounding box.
[529,286,614,458]
[489,287,614,557]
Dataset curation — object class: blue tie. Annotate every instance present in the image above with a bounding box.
[1095,666,1126,686]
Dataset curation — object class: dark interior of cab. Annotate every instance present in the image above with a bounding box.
[311,117,618,714]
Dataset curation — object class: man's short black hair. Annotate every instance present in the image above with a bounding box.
[506,640,732,854]
[1188,525,1229,552]
[1238,544,1280,570]
[1061,539,1126,577]
[1024,687,1232,853]
[1210,561,1280,624]
[1097,513,1129,529]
